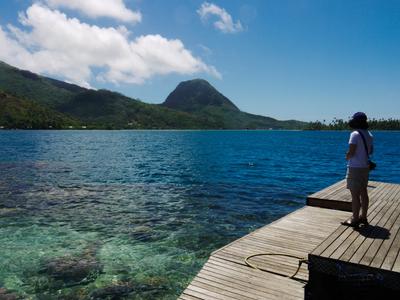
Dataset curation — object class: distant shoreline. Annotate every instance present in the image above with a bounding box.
[1,128,400,132]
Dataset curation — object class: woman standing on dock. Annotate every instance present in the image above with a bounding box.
[343,112,374,227]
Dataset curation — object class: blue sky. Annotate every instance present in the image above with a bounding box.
[0,0,399,121]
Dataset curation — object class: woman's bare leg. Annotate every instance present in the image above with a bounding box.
[350,189,361,221]
[360,187,369,220]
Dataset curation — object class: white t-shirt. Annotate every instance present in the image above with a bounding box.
[348,130,373,168]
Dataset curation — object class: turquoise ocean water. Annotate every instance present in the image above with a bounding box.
[0,130,399,299]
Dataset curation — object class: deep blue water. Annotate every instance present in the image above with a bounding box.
[0,130,399,299]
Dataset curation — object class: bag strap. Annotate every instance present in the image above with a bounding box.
[357,130,370,159]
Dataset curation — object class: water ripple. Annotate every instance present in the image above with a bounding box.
[0,130,399,299]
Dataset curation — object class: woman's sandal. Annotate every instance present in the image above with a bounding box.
[341,219,359,228]
[359,218,369,226]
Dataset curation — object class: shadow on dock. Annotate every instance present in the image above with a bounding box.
[357,225,390,239]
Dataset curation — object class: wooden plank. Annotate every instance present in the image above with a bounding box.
[338,191,394,262]
[200,258,305,299]
[307,181,400,297]
[207,256,304,289]
[328,187,396,261]
[307,180,345,199]
[311,182,391,257]
[191,277,262,300]
[243,236,320,253]
[249,229,323,244]
[311,225,348,257]
[185,284,242,300]
[212,207,310,255]
[201,265,300,297]
[347,186,399,264]
[334,182,400,265]
[204,259,304,295]
[219,242,308,260]
[390,231,400,272]
[179,294,203,300]
[330,185,351,201]
[381,218,400,270]
[307,180,350,210]
[307,181,385,211]
[244,230,324,247]
[370,212,400,268]
[349,201,398,264]
[321,182,396,259]
[359,187,400,266]
[196,269,296,299]
[384,231,400,271]
[181,181,400,300]
[213,249,308,280]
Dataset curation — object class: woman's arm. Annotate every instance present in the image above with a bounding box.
[346,144,357,160]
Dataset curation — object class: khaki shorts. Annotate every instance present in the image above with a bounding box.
[346,167,369,191]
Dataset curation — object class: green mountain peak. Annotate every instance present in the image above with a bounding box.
[0,61,307,129]
[162,79,239,112]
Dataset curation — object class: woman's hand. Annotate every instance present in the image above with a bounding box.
[346,144,356,160]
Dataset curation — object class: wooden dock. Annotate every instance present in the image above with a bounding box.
[179,180,400,300]
[307,181,400,299]
[306,180,387,211]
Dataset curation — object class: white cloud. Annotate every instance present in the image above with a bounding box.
[0,4,220,88]
[197,2,243,34]
[44,0,142,23]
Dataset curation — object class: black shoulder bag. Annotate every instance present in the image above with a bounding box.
[357,130,376,171]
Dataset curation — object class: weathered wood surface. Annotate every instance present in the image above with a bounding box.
[179,206,350,299]
[179,180,400,299]
[307,180,387,211]
[310,182,400,274]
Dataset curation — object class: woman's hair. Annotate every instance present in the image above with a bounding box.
[349,112,369,129]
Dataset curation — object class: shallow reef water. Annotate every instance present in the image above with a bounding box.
[0,130,399,299]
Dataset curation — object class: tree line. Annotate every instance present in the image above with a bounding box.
[306,118,400,130]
